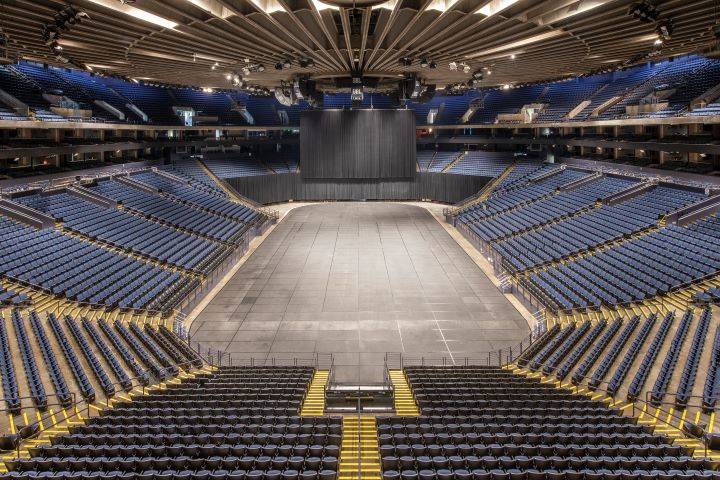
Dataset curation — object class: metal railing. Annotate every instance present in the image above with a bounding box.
[384,333,536,370]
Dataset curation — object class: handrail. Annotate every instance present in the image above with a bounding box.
[385,332,536,369]
[0,392,77,420]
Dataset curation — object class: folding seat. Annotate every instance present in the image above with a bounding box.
[300,472,317,480]
[418,470,436,480]
[432,457,448,469]
[228,470,247,480]
[489,470,509,480]
[480,457,498,470]
[470,470,491,480]
[383,471,400,480]
[412,457,430,470]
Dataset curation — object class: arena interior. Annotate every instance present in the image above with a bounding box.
[1,0,720,478]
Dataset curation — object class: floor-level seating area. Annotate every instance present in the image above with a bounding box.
[380,365,717,480]
[3,366,342,480]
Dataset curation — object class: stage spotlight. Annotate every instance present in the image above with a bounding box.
[462,63,471,74]
[656,19,674,40]
[429,61,437,69]
[275,63,283,70]
[283,59,292,69]
[400,57,413,66]
[448,61,457,71]
[628,1,658,23]
[420,58,429,68]
[257,64,265,72]
[298,58,314,68]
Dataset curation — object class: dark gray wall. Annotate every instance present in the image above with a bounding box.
[227,172,488,204]
[300,109,416,179]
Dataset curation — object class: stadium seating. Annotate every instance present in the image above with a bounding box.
[446,151,513,177]
[158,160,228,196]
[493,185,705,271]
[0,55,718,126]
[3,365,342,480]
[380,365,717,480]
[88,179,250,243]
[202,155,273,179]
[15,191,230,274]
[0,214,196,312]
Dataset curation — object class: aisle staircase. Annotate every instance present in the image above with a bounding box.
[388,370,420,416]
[441,151,467,173]
[300,370,329,416]
[339,416,381,480]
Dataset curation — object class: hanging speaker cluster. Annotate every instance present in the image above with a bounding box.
[398,75,436,104]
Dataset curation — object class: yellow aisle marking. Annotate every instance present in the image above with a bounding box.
[300,370,330,416]
[339,416,381,480]
[388,370,420,416]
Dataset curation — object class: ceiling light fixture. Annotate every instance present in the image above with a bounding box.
[85,0,178,28]
[466,30,564,59]
[476,0,520,17]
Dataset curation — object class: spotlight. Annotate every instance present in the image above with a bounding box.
[628,1,658,23]
[420,58,429,68]
[510,54,516,59]
[472,70,483,80]
[429,61,437,69]
[298,58,314,68]
[502,84,511,90]
[400,57,413,66]
[283,59,292,69]
[462,63,471,74]
[448,61,457,71]
[654,38,663,46]
[656,19,674,40]
[256,64,265,72]
[275,63,284,70]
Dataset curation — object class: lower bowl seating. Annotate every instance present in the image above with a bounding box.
[379,366,720,480]
[2,367,342,480]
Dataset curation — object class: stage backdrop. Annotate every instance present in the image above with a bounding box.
[300,109,416,179]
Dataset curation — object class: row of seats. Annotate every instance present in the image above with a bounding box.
[0,214,196,312]
[16,191,230,274]
[380,366,714,480]
[521,217,720,311]
[517,308,719,411]
[494,185,704,272]
[3,367,340,480]
[89,179,248,243]
[2,55,719,127]
[0,309,203,421]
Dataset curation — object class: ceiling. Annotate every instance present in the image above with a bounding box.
[0,0,718,91]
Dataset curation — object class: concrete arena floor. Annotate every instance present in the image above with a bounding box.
[189,202,530,383]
